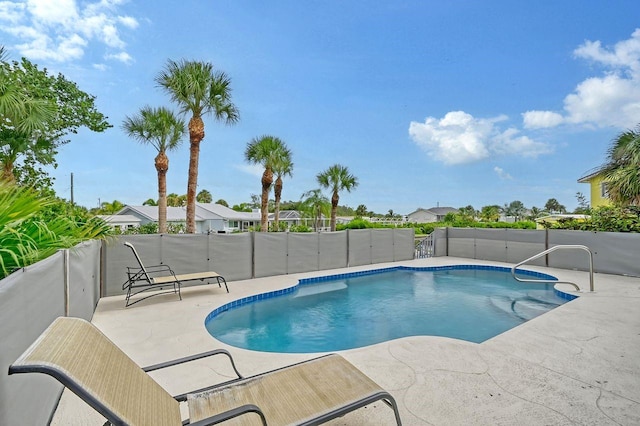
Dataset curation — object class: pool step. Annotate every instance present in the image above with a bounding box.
[294,281,347,298]
[489,295,559,321]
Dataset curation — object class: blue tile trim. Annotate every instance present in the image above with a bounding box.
[205,264,573,323]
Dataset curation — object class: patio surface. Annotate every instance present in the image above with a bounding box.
[52,257,640,425]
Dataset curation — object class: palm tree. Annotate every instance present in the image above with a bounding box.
[197,189,212,203]
[317,164,359,231]
[244,135,289,232]
[599,125,640,205]
[99,200,124,214]
[156,59,239,233]
[123,106,185,234]
[301,189,330,231]
[272,147,293,231]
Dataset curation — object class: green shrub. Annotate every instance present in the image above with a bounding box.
[0,182,112,278]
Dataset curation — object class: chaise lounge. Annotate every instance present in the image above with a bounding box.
[122,241,228,307]
[9,317,403,425]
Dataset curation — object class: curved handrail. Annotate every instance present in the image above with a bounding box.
[511,244,594,292]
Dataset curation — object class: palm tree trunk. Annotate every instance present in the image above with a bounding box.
[1,154,16,182]
[155,152,169,234]
[186,115,205,233]
[274,176,282,231]
[330,192,339,232]
[260,167,273,232]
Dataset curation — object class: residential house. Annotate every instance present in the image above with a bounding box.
[96,214,141,233]
[578,170,611,208]
[406,207,458,223]
[107,204,304,233]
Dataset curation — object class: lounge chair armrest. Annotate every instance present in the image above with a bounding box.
[143,349,243,385]
[187,404,267,426]
[142,264,176,275]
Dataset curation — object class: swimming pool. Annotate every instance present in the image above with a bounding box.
[205,265,575,353]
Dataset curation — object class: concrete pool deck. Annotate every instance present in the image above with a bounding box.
[52,257,640,425]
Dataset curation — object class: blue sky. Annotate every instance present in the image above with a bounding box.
[1,1,639,214]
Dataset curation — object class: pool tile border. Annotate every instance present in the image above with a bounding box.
[204,264,576,324]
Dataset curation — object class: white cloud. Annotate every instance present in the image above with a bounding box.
[493,166,512,180]
[235,164,264,178]
[490,128,553,158]
[0,0,138,63]
[522,110,564,129]
[409,111,551,165]
[26,0,78,25]
[105,51,132,64]
[524,29,640,130]
[0,2,26,23]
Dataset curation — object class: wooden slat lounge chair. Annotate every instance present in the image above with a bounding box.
[9,317,403,426]
[123,242,228,307]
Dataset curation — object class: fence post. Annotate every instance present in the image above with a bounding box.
[63,249,70,316]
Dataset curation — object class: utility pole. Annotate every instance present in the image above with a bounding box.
[70,173,74,206]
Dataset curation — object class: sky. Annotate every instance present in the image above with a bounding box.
[1,1,639,215]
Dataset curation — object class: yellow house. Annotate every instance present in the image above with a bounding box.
[577,170,612,208]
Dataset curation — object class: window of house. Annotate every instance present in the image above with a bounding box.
[601,182,609,198]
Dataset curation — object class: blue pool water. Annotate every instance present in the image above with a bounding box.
[205,266,574,353]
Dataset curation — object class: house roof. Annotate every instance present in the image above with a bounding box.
[116,203,301,222]
[118,205,191,222]
[196,203,261,221]
[408,207,458,216]
[272,210,302,220]
[577,168,603,183]
[97,214,141,224]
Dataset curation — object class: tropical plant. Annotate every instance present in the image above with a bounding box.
[355,204,368,217]
[300,189,330,231]
[97,200,124,214]
[316,164,359,232]
[598,125,640,206]
[544,198,566,214]
[244,135,289,232]
[122,106,185,234]
[479,205,501,222]
[156,59,239,233]
[167,193,186,207]
[574,192,590,214]
[0,181,111,278]
[527,206,546,220]
[0,55,110,184]
[197,189,213,203]
[272,145,293,231]
[216,199,228,207]
[503,200,526,221]
[142,198,157,206]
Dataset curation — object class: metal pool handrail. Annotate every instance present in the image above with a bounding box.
[511,244,594,292]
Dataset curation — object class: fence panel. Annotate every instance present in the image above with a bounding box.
[210,233,253,281]
[348,230,372,266]
[505,229,546,266]
[394,228,416,260]
[447,228,475,258]
[319,231,348,270]
[371,229,394,264]
[254,233,288,278]
[68,241,102,319]
[0,253,66,426]
[474,228,507,262]
[287,233,320,274]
